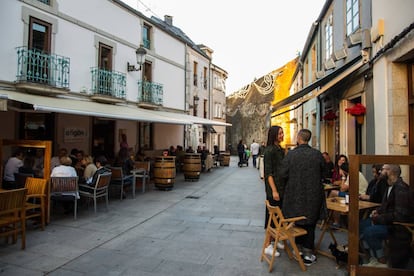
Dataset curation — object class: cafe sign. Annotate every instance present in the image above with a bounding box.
[64,127,88,142]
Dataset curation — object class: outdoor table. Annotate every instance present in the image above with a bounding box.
[316,197,380,259]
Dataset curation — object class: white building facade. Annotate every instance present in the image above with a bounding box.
[0,0,228,159]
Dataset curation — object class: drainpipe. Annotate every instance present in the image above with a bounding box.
[184,44,188,149]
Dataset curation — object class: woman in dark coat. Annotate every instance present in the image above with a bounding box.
[263,125,286,256]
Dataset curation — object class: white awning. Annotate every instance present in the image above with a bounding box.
[2,91,231,126]
[150,110,231,126]
[3,91,189,124]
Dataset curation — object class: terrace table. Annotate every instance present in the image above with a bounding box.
[316,197,380,258]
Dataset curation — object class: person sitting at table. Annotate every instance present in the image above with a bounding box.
[18,155,36,175]
[79,155,110,189]
[322,152,334,183]
[3,148,24,189]
[80,155,97,184]
[360,164,414,268]
[329,162,368,228]
[50,156,77,214]
[359,164,387,203]
[332,154,348,185]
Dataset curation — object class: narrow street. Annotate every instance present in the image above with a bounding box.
[0,156,347,275]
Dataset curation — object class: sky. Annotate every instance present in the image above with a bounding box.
[122,0,326,95]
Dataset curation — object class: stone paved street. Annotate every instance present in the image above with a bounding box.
[0,156,348,275]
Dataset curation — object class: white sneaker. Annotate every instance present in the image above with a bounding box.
[264,244,280,257]
[303,254,317,266]
[276,241,285,250]
[363,257,387,268]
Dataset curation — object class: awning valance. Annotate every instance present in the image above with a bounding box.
[272,56,365,112]
[149,110,231,126]
[2,91,232,126]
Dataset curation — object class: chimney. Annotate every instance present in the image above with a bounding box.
[164,15,173,25]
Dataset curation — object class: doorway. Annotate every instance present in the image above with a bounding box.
[92,118,115,160]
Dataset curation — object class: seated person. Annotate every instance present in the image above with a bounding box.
[329,162,368,228]
[3,148,24,189]
[80,155,97,184]
[332,154,348,185]
[51,156,77,177]
[79,155,110,190]
[359,164,387,203]
[322,152,334,183]
[360,164,414,268]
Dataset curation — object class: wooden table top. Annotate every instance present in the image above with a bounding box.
[326,197,380,213]
[323,183,340,191]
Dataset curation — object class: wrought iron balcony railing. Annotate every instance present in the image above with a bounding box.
[90,67,126,99]
[138,80,163,105]
[16,46,70,89]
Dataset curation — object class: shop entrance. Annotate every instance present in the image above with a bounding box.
[92,118,115,160]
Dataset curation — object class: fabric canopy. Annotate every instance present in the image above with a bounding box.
[3,91,231,126]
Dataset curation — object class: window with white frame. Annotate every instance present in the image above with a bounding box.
[346,0,359,35]
[214,103,222,118]
[325,14,333,61]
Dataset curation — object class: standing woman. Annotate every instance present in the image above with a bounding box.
[263,125,285,256]
[237,139,245,166]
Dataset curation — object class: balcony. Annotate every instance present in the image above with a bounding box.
[16,46,70,95]
[90,67,126,104]
[137,80,163,108]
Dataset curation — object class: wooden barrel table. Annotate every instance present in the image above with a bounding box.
[183,153,201,181]
[154,156,176,189]
[221,152,230,167]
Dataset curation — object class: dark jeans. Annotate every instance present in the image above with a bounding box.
[238,152,244,164]
[359,218,388,258]
[295,224,317,251]
[252,154,258,167]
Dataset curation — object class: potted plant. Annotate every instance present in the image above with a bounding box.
[345,103,366,124]
[322,110,337,126]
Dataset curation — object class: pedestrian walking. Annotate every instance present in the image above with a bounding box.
[250,139,260,168]
[280,129,326,266]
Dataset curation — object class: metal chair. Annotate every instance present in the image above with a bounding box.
[0,188,27,249]
[133,161,150,193]
[24,177,47,230]
[109,167,134,200]
[50,177,79,219]
[79,172,111,213]
[260,200,308,272]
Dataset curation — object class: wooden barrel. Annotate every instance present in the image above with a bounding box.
[183,153,201,181]
[154,156,176,189]
[221,152,230,166]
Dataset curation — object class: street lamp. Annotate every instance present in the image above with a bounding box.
[127,45,147,72]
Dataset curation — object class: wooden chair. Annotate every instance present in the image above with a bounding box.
[0,188,27,249]
[260,200,308,272]
[24,177,47,230]
[133,161,150,193]
[109,167,134,200]
[50,177,79,219]
[79,172,112,213]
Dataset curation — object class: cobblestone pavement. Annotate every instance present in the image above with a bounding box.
[0,156,348,275]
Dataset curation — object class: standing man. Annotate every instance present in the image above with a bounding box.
[280,129,325,266]
[250,139,260,168]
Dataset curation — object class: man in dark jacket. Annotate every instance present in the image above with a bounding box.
[280,129,325,266]
[360,164,414,268]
